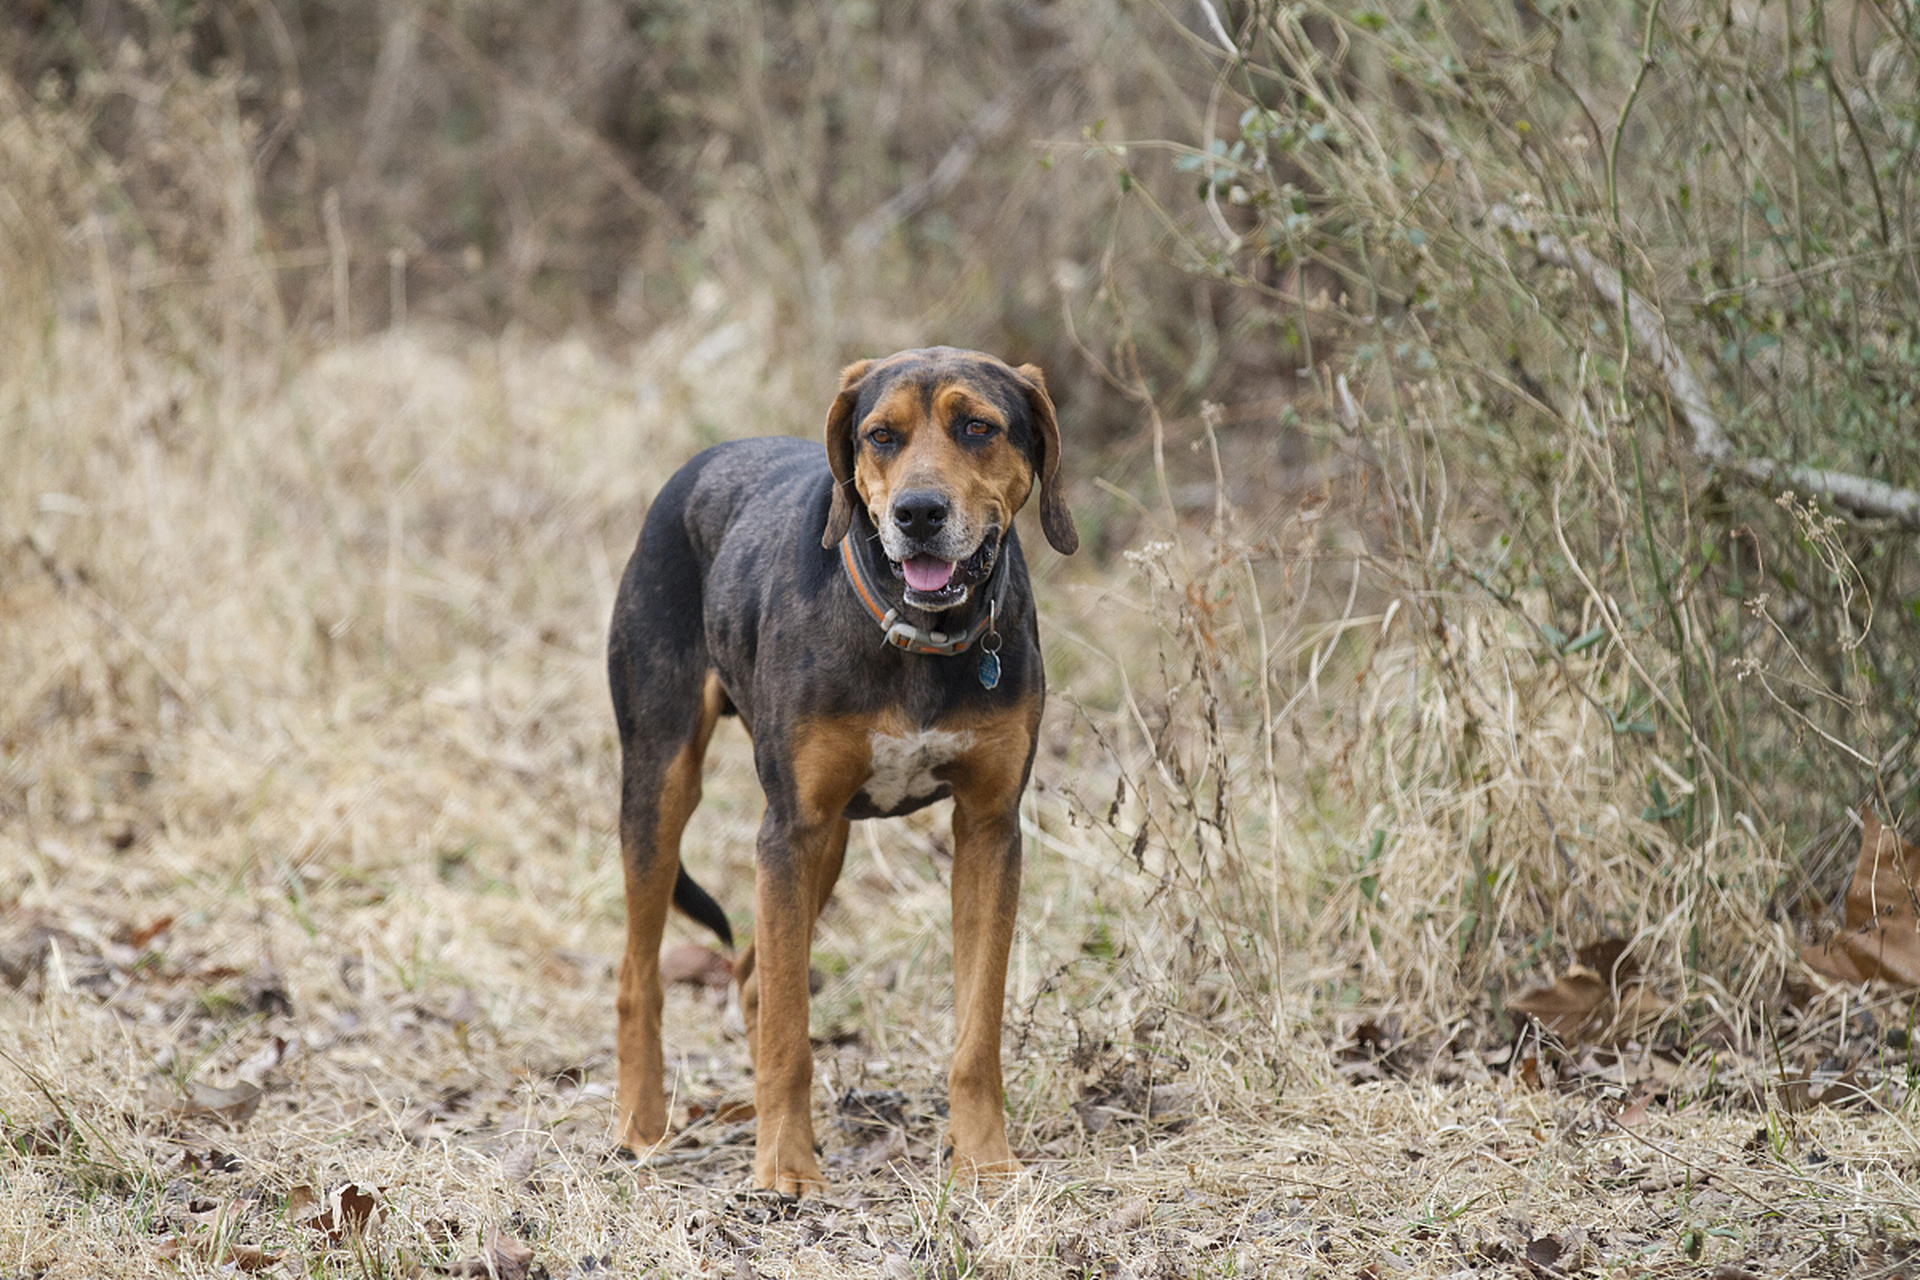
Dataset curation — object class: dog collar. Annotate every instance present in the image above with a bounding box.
[838,535,1007,657]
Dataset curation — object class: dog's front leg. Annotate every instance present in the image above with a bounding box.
[746,803,850,1197]
[946,792,1023,1178]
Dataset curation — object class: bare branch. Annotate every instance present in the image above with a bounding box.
[1487,203,1920,531]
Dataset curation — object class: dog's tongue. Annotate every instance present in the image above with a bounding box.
[902,554,956,593]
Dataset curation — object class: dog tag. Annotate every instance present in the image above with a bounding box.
[977,651,1000,690]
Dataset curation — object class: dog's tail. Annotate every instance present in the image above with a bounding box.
[673,866,734,950]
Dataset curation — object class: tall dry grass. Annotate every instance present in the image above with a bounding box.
[1040,0,1920,1055]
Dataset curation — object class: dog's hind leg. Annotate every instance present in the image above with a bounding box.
[612,650,727,1152]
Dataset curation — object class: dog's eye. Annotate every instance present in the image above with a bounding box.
[867,427,896,447]
[963,419,996,438]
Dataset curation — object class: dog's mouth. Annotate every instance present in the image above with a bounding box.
[890,537,998,610]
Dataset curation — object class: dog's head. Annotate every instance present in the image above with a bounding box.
[821,347,1077,611]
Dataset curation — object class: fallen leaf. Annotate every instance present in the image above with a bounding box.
[1802,816,1920,987]
[1575,937,1637,982]
[155,1230,281,1272]
[295,1181,382,1244]
[436,1225,536,1279]
[1525,1235,1565,1268]
[661,942,733,989]
[235,1037,287,1086]
[1609,984,1673,1039]
[216,1242,282,1273]
[1616,1085,1658,1126]
[145,1078,263,1128]
[502,1139,539,1186]
[848,1127,908,1173]
[1773,1072,1816,1115]
[1508,940,1668,1047]
[1101,1196,1151,1234]
[120,914,175,950]
[1816,1069,1873,1109]
[1508,966,1607,1040]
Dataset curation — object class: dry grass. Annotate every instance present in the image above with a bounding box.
[6,6,1920,1277]
[5,304,1918,1277]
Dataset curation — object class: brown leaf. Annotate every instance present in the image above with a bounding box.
[660,942,733,989]
[121,914,175,950]
[1508,966,1607,1040]
[1525,1235,1565,1268]
[1575,937,1638,983]
[1102,1197,1151,1234]
[1774,1072,1816,1115]
[848,1127,908,1174]
[1509,945,1670,1047]
[486,1226,536,1279]
[219,1242,282,1272]
[501,1139,539,1186]
[436,1226,536,1279]
[145,1078,263,1128]
[1616,1086,1656,1127]
[285,1184,321,1221]
[296,1181,382,1244]
[156,1230,282,1273]
[332,1182,381,1235]
[1803,816,1920,987]
[1798,941,1870,984]
[1609,984,1673,1040]
[1816,1069,1874,1109]
[235,1036,287,1086]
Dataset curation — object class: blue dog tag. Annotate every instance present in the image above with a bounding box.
[977,651,1001,690]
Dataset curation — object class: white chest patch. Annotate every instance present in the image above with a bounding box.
[863,728,974,812]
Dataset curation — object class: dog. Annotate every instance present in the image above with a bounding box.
[607,347,1077,1195]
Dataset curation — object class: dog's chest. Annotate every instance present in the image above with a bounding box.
[856,727,974,815]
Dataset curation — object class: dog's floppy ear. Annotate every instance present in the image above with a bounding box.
[821,359,873,548]
[1016,363,1078,555]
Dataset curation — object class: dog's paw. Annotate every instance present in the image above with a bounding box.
[754,1164,829,1199]
[753,1144,828,1198]
[951,1151,1024,1183]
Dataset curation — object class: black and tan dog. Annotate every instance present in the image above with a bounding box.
[607,347,1076,1195]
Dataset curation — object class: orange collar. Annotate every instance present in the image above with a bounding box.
[838,535,1004,657]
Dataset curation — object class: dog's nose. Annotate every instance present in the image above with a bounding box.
[891,489,950,540]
